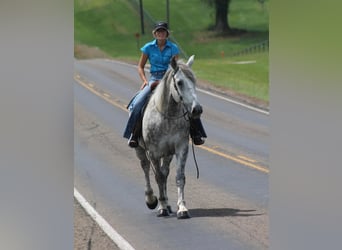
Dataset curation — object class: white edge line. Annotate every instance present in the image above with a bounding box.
[102,59,270,115]
[74,188,136,250]
[197,88,270,115]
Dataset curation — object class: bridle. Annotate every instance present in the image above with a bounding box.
[171,66,183,102]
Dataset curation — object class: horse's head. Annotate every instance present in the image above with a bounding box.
[169,55,203,119]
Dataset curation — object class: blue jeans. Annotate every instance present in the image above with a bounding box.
[123,72,165,139]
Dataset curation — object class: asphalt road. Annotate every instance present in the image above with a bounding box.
[74,59,269,249]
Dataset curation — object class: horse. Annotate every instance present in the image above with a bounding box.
[134,55,203,219]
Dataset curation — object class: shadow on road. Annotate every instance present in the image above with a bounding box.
[189,208,264,218]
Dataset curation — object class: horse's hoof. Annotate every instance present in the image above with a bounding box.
[177,211,191,219]
[167,205,173,214]
[157,209,170,217]
[146,196,158,210]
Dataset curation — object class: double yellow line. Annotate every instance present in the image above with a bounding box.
[74,74,269,174]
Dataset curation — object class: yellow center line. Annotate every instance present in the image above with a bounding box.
[199,145,269,173]
[75,75,269,174]
[237,155,257,163]
[75,76,127,112]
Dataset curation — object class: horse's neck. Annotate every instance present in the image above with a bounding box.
[154,81,168,112]
[154,80,179,115]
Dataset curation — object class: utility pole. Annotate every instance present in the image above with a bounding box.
[166,0,170,27]
[139,0,145,35]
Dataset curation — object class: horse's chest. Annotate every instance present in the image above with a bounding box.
[143,116,188,146]
[147,119,188,137]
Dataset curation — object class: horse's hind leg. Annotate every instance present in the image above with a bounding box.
[176,147,191,219]
[135,147,158,210]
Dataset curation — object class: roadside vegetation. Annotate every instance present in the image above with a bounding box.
[75,0,269,102]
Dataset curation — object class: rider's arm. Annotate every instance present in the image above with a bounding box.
[138,53,149,89]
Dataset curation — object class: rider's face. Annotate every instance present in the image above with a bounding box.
[155,29,168,39]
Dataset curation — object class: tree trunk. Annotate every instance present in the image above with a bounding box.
[215,0,231,32]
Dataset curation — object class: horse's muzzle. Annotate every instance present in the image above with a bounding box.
[191,104,203,118]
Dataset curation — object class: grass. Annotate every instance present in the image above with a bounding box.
[193,53,269,101]
[74,0,269,102]
[74,0,141,58]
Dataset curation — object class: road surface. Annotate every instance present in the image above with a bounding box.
[74,59,269,250]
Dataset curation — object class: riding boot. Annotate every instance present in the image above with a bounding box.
[128,116,142,148]
[190,118,207,145]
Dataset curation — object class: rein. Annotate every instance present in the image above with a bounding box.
[191,138,200,179]
[154,99,189,120]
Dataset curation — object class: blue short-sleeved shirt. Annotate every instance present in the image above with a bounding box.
[141,39,179,73]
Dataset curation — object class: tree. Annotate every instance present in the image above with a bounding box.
[214,0,231,32]
[204,0,242,34]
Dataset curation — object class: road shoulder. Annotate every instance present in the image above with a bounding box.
[74,198,120,250]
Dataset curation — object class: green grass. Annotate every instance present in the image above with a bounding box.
[193,53,269,101]
[74,0,141,58]
[75,0,269,102]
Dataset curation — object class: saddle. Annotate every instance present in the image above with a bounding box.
[149,80,160,91]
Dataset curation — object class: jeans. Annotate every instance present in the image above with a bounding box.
[123,72,165,139]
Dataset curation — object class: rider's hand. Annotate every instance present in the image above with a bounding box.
[140,81,148,89]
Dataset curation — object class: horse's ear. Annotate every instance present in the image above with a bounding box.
[186,55,195,67]
[170,56,178,70]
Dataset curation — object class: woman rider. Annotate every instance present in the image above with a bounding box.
[123,21,207,147]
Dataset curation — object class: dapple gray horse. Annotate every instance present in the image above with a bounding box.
[135,55,202,219]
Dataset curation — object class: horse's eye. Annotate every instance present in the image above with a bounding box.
[177,80,184,87]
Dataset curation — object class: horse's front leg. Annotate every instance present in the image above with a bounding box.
[161,156,173,214]
[135,147,158,210]
[175,145,191,219]
[151,156,171,217]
